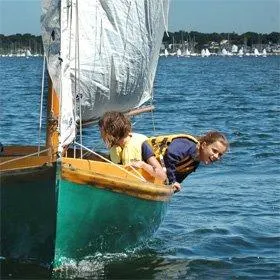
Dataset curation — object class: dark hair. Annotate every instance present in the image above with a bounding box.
[199,131,229,150]
[99,111,131,147]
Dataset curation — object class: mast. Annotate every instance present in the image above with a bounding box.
[46,75,60,161]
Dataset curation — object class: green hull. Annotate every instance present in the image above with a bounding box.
[0,164,57,265]
[1,159,171,269]
[54,178,168,265]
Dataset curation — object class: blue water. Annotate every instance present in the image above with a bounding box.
[0,56,279,279]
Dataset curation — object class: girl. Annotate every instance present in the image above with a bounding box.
[147,131,229,192]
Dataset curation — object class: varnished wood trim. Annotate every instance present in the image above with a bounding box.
[0,156,53,171]
[0,145,47,156]
[46,76,59,160]
[61,158,173,201]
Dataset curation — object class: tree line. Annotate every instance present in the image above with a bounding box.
[0,33,43,55]
[163,31,280,50]
[0,31,279,55]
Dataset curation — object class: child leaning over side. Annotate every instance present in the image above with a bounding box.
[98,111,167,182]
[147,131,229,192]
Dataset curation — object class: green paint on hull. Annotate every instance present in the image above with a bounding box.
[0,165,57,266]
[54,178,168,265]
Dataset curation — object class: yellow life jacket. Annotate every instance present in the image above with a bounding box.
[110,133,148,165]
[146,134,199,163]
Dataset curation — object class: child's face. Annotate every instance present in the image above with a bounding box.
[199,140,227,165]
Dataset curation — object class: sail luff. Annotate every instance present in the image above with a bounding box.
[58,0,76,151]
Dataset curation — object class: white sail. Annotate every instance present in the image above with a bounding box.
[254,48,260,57]
[221,48,228,56]
[201,49,206,57]
[238,47,244,57]
[231,44,238,53]
[205,48,210,57]
[185,48,190,57]
[41,0,169,149]
[176,49,182,57]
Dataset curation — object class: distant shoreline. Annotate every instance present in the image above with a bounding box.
[0,31,279,56]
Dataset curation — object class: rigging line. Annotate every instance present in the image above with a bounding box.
[58,1,65,153]
[68,0,76,159]
[75,0,83,159]
[73,142,146,182]
[0,148,50,166]
[46,31,55,117]
[161,0,168,36]
[38,54,46,155]
[150,99,157,135]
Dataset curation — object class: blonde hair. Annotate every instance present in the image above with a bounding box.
[98,111,131,147]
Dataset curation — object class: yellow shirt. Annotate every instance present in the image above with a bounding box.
[110,133,148,165]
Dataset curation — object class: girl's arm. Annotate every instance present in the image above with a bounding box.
[127,157,167,182]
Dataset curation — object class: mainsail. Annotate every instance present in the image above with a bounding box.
[41,0,169,150]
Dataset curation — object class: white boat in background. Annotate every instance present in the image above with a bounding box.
[201,49,206,57]
[164,48,169,57]
[221,48,233,56]
[190,51,199,57]
[221,48,228,56]
[176,49,182,57]
[254,48,260,57]
[26,50,32,57]
[205,48,211,57]
[238,47,244,57]
[184,48,191,57]
[262,49,267,57]
[231,44,238,54]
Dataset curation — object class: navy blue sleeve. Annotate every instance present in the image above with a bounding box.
[164,138,196,184]
[141,141,155,162]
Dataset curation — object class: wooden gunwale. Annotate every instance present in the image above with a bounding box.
[0,156,53,171]
[0,145,48,156]
[61,157,173,202]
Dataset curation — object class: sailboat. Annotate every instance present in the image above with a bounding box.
[176,48,182,57]
[254,48,260,57]
[0,0,173,268]
[237,47,244,57]
[262,49,267,57]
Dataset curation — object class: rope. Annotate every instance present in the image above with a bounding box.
[150,99,157,135]
[37,54,46,155]
[75,0,83,159]
[73,142,146,182]
[161,0,169,36]
[0,148,50,166]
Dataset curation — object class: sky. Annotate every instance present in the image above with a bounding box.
[0,0,279,35]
